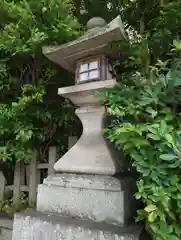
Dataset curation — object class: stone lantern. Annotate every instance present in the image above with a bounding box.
[42,16,126,175]
[12,16,142,240]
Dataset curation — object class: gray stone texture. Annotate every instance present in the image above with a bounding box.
[57,79,117,107]
[54,105,122,175]
[56,80,124,175]
[37,174,137,226]
[0,216,13,240]
[0,227,12,240]
[86,17,107,30]
[12,210,142,240]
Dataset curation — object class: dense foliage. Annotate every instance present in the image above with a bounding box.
[1,0,181,238]
[0,0,80,164]
[104,1,181,239]
[0,0,171,163]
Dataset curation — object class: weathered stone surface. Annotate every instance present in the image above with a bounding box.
[0,227,12,240]
[54,106,122,175]
[43,16,127,72]
[86,17,107,30]
[37,174,137,226]
[0,215,13,240]
[12,210,142,240]
[56,80,122,175]
[57,79,117,107]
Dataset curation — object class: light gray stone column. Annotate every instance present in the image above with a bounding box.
[54,105,121,175]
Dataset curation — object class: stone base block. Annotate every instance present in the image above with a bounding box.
[37,174,137,226]
[0,216,13,240]
[12,210,143,240]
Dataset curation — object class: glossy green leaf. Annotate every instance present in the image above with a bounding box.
[148,211,158,223]
[160,154,177,161]
[147,133,160,141]
[145,204,157,213]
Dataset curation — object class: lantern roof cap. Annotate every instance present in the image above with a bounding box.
[43,16,127,72]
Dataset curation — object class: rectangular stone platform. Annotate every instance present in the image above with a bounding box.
[12,210,142,240]
[37,174,138,226]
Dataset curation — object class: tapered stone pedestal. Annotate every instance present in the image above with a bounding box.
[54,105,121,175]
[55,80,121,175]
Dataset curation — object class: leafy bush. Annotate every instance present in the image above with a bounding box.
[0,0,80,163]
[105,40,181,239]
